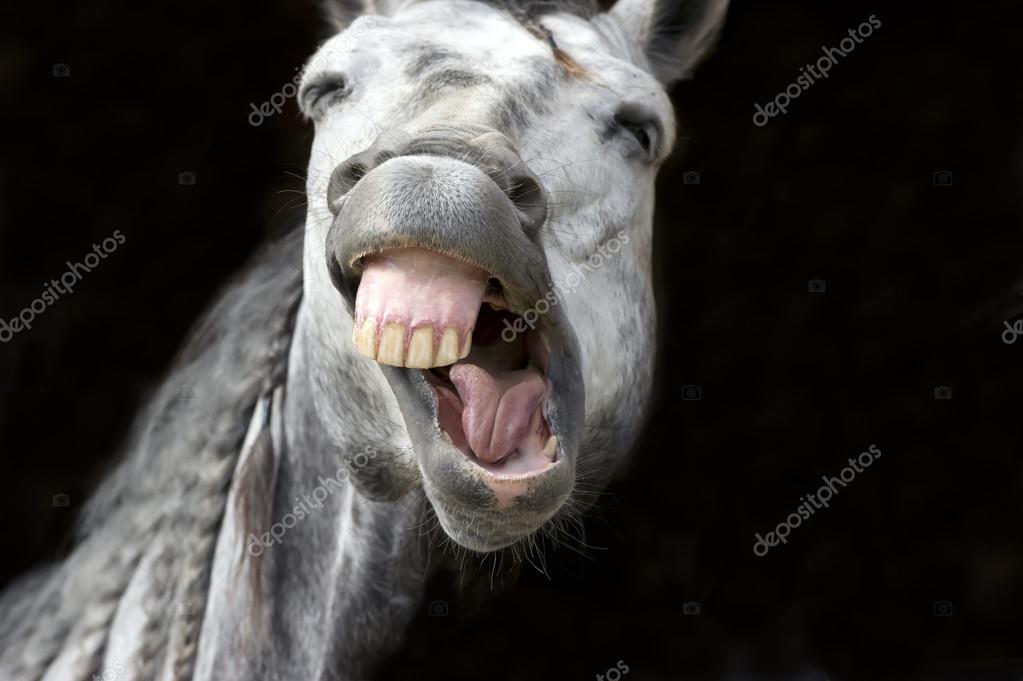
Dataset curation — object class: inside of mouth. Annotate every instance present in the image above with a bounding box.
[353,248,557,475]
[424,304,556,475]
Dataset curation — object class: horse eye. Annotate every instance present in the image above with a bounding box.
[300,76,348,116]
[623,122,651,152]
[614,106,661,159]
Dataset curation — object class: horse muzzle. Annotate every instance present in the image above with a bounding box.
[323,128,585,551]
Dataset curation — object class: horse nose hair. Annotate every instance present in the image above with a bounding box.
[501,169,547,234]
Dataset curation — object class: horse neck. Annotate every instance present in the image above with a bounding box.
[196,307,431,681]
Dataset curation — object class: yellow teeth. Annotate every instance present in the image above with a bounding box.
[353,317,377,358]
[352,322,472,369]
[376,323,406,366]
[405,326,435,368]
[435,327,461,366]
[542,435,558,460]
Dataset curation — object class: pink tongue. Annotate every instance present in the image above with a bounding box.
[449,364,547,462]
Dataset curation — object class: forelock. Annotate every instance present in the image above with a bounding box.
[484,0,607,20]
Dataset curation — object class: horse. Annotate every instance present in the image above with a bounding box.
[0,0,728,678]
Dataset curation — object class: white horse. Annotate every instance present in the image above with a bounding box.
[0,0,728,678]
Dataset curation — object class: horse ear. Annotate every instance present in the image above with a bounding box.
[321,0,416,29]
[604,0,729,86]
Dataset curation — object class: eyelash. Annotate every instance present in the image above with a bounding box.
[300,68,661,162]
[301,78,348,115]
[621,120,652,153]
[614,112,659,159]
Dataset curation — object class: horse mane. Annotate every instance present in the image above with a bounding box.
[323,0,610,31]
[492,0,609,18]
[0,228,304,680]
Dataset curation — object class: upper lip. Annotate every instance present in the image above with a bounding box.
[326,156,547,319]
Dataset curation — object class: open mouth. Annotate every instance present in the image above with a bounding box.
[351,248,558,478]
[324,150,585,545]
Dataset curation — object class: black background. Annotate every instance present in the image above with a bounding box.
[1,0,1022,679]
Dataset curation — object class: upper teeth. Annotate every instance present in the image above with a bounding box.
[353,318,472,368]
[351,248,487,369]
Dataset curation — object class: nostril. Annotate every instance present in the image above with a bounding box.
[352,160,369,177]
[506,174,547,232]
[327,154,374,215]
[466,131,547,231]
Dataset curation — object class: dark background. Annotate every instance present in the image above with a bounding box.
[2,0,1021,679]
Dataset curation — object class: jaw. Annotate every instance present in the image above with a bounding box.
[384,360,581,551]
